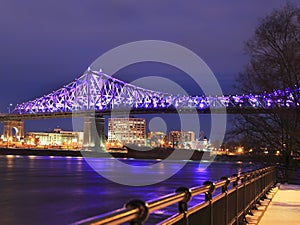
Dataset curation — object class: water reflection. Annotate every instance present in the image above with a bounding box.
[0,155,262,225]
[237,167,242,176]
[6,155,14,169]
[28,155,36,169]
[197,162,209,172]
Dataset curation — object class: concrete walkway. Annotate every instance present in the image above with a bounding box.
[246,184,300,225]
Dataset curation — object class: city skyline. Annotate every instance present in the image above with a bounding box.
[0,116,207,150]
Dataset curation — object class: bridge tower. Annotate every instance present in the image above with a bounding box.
[3,120,24,141]
[83,114,106,151]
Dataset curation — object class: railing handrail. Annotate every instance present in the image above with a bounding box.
[73,166,276,225]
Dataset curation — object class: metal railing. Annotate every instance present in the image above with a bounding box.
[73,166,276,225]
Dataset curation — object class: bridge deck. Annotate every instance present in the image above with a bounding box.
[0,108,290,121]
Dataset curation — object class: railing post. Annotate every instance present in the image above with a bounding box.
[273,167,277,186]
[221,176,230,225]
[252,170,259,210]
[176,186,192,225]
[240,172,248,225]
[261,168,268,200]
[247,171,254,216]
[232,174,240,225]
[203,181,215,225]
[257,169,263,205]
[125,199,149,225]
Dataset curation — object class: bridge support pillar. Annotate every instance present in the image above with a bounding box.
[3,120,24,142]
[83,115,105,151]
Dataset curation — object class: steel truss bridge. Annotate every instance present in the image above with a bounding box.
[1,69,299,120]
[0,69,299,149]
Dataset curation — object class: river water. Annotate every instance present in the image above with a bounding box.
[0,155,263,225]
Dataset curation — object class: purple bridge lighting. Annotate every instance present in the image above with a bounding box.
[1,69,299,149]
[11,69,300,115]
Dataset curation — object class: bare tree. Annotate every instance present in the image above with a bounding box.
[232,3,300,165]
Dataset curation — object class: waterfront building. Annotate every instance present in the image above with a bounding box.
[189,138,210,151]
[25,129,83,148]
[184,131,196,142]
[169,130,196,148]
[147,131,168,147]
[169,131,182,147]
[108,117,146,146]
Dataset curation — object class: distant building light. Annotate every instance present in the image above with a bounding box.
[276,150,280,156]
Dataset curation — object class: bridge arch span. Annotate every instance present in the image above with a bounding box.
[3,120,24,141]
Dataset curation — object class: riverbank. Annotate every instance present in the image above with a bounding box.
[0,147,298,162]
[0,147,294,163]
[0,148,126,158]
[0,147,205,161]
[214,153,283,164]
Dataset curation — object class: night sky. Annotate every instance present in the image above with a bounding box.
[0,0,298,134]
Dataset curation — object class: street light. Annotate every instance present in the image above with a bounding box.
[7,103,13,113]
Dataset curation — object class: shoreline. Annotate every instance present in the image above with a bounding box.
[0,147,204,160]
[0,147,286,163]
[0,148,83,157]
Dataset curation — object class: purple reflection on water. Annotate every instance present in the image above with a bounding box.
[0,156,263,224]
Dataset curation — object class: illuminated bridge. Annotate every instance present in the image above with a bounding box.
[0,69,299,149]
[9,69,300,116]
